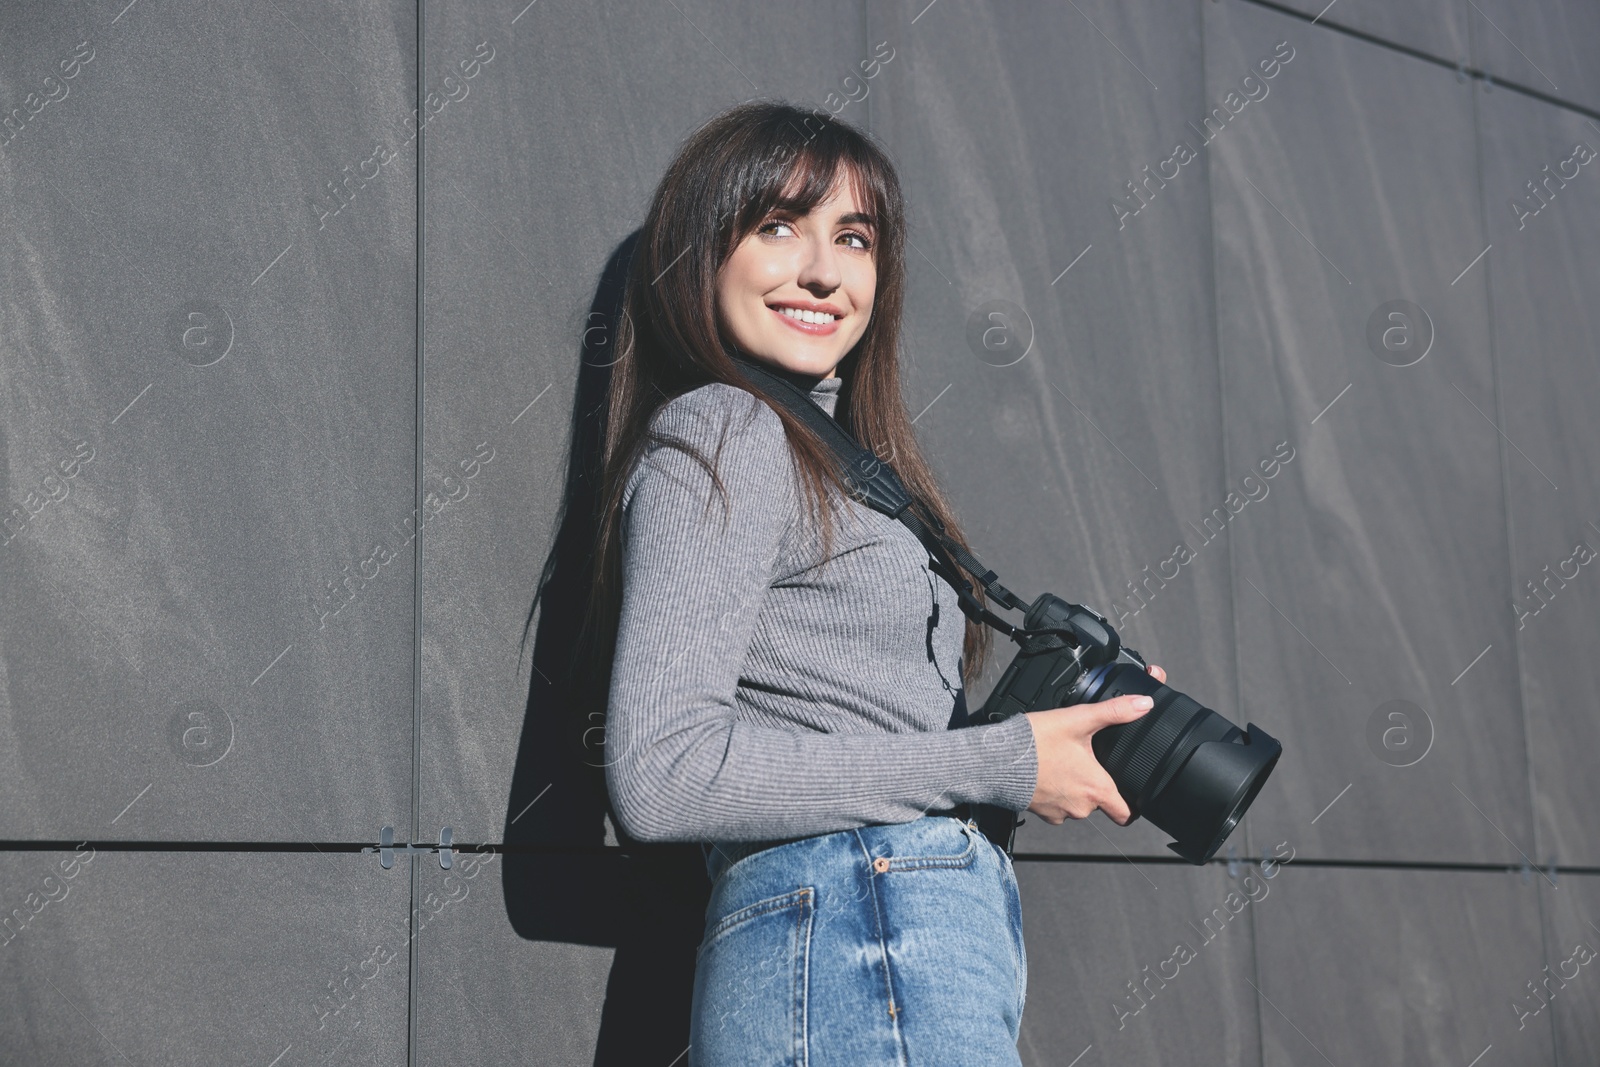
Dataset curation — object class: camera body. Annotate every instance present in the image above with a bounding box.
[975,593,1281,864]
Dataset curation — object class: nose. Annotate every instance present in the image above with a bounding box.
[794,230,842,295]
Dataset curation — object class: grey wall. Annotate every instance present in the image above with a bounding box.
[2,1,1596,1063]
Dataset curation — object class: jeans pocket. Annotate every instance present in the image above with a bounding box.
[875,817,979,872]
[692,887,814,1066]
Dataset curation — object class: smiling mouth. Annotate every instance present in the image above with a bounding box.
[768,304,842,334]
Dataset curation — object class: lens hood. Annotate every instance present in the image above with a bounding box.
[1143,723,1282,864]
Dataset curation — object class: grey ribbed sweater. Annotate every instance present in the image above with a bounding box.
[604,373,1039,843]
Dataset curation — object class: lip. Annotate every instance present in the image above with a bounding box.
[768,298,846,316]
[768,303,843,336]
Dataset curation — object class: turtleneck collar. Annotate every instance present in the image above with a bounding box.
[807,374,842,418]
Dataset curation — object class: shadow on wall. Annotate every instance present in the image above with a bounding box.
[500,231,712,1066]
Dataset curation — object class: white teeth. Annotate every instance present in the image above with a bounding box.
[775,306,836,324]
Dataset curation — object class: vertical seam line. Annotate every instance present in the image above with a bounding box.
[854,830,909,1063]
[1197,4,1269,1066]
[407,3,425,1067]
[1463,17,1559,1063]
[796,886,813,1066]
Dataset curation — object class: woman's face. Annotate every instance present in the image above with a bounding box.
[715,173,876,380]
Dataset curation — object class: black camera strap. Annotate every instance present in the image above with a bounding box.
[728,356,1073,649]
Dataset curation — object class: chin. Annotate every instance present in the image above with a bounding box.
[758,350,838,376]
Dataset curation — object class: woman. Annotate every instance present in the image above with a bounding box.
[576,101,1164,1065]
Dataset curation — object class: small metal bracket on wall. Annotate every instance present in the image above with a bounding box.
[361,826,454,870]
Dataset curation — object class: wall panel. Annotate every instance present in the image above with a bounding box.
[1014,859,1263,1067]
[0,0,418,841]
[0,850,412,1065]
[1205,0,1526,865]
[1253,866,1552,1065]
[1475,82,1600,869]
[1540,872,1600,1062]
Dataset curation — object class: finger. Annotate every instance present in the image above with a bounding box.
[1100,788,1132,825]
[1146,663,1167,684]
[1087,694,1154,728]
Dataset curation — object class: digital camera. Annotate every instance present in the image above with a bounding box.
[978,593,1281,864]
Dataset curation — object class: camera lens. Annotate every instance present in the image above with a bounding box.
[1077,663,1281,864]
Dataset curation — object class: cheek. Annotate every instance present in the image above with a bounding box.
[857,283,883,337]
[712,279,736,332]
[849,269,877,331]
[722,243,779,294]
[717,258,762,313]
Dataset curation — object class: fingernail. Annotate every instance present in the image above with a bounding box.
[1133,696,1154,710]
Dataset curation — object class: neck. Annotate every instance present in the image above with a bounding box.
[731,353,832,391]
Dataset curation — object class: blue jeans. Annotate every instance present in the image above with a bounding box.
[691,815,1027,1066]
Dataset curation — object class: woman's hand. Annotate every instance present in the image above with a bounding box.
[1023,662,1166,826]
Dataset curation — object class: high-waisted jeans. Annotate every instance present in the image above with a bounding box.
[690,815,1027,1066]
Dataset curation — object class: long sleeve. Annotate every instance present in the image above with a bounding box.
[603,383,1038,844]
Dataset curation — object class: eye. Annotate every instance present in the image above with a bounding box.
[757,219,796,238]
[838,229,872,251]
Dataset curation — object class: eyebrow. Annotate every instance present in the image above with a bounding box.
[769,202,877,231]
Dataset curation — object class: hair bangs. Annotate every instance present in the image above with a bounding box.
[722,122,895,265]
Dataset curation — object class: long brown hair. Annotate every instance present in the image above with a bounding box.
[571,100,994,724]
